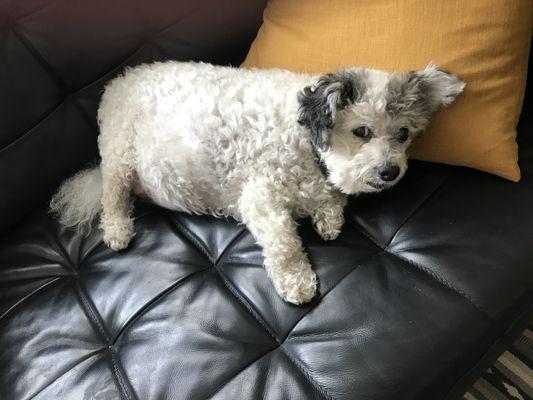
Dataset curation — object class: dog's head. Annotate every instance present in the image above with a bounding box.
[298,65,465,194]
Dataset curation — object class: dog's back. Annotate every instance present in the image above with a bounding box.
[95,61,314,217]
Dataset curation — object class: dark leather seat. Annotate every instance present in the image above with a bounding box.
[1,1,531,399]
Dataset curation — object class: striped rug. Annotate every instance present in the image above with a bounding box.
[464,324,533,400]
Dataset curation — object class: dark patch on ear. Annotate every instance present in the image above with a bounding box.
[386,72,432,118]
[387,66,465,118]
[298,71,363,150]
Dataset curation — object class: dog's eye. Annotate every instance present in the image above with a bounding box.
[352,126,371,139]
[398,127,409,143]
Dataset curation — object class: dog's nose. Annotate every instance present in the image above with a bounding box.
[379,164,400,182]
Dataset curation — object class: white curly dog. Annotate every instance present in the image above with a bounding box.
[51,61,464,304]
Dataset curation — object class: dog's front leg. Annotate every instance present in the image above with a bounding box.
[311,190,347,241]
[239,184,317,304]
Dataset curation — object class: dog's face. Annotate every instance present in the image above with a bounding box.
[298,65,465,194]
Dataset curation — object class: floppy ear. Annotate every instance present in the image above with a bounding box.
[414,65,465,112]
[298,72,359,150]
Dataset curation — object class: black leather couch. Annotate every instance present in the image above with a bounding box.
[1,1,532,399]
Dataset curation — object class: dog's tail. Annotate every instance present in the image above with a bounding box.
[49,165,103,233]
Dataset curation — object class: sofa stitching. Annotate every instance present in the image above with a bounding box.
[349,219,387,250]
[112,266,213,344]
[25,347,108,400]
[288,330,356,340]
[383,251,492,319]
[10,25,99,131]
[74,281,138,400]
[282,250,382,342]
[11,0,63,22]
[279,347,334,400]
[108,347,133,400]
[0,100,65,155]
[202,346,280,400]
[0,276,63,321]
[214,226,247,265]
[347,219,492,319]
[48,227,80,274]
[164,218,289,352]
[384,172,455,248]
[214,266,280,343]
[75,280,110,342]
[165,212,214,262]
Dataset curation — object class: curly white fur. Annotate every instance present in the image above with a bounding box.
[50,61,463,304]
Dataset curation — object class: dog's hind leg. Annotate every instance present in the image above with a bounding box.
[239,181,317,304]
[100,160,135,251]
[98,126,136,251]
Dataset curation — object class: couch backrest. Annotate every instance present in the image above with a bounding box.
[0,0,266,233]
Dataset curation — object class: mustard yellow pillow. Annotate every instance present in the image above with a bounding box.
[242,0,533,181]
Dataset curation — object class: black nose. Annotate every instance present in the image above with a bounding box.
[379,165,400,182]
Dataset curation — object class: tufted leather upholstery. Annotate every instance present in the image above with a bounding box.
[1,1,532,399]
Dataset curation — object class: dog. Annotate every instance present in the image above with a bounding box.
[50,61,464,304]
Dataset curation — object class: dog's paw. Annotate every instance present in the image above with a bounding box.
[103,235,131,251]
[101,218,134,251]
[270,262,317,305]
[312,213,344,241]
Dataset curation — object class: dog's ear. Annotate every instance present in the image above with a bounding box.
[411,65,465,112]
[298,72,359,150]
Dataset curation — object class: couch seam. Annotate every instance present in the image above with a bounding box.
[214,266,280,343]
[214,226,247,265]
[0,276,63,321]
[112,266,213,344]
[384,172,455,248]
[75,280,110,340]
[11,0,63,22]
[278,347,334,400]
[0,100,65,155]
[74,281,137,400]
[174,217,281,341]
[383,251,492,319]
[108,348,133,400]
[9,25,99,133]
[202,346,280,400]
[282,250,382,342]
[165,212,214,262]
[25,347,108,400]
[346,218,491,318]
